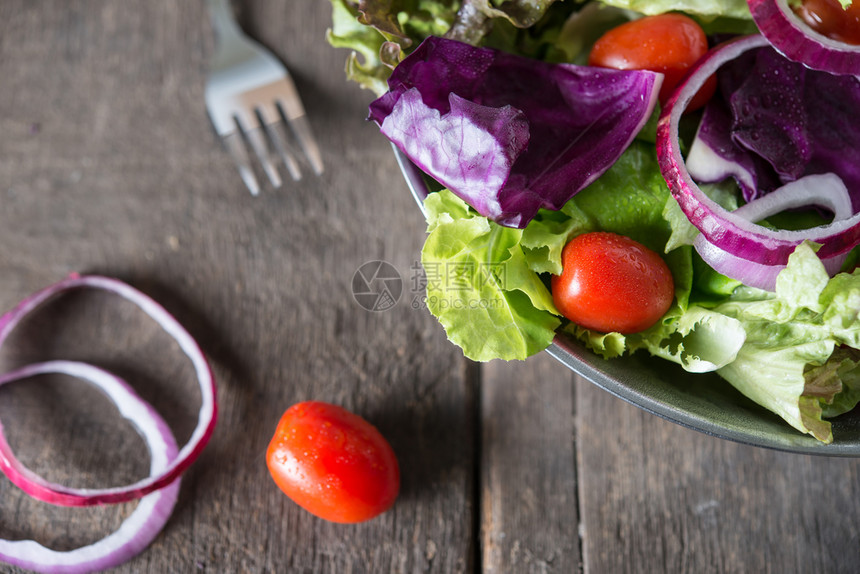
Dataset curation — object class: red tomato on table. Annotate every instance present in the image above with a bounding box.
[551,232,675,334]
[266,401,400,523]
[588,13,715,110]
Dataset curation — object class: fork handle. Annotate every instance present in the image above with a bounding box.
[206,0,244,45]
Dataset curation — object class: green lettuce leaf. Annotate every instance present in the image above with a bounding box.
[572,304,747,372]
[595,0,752,20]
[554,2,639,64]
[421,190,560,361]
[634,306,746,372]
[447,0,576,49]
[327,0,394,94]
[707,243,860,443]
[807,346,860,419]
[326,0,458,94]
[568,141,674,253]
[718,334,836,442]
[327,0,574,94]
[519,207,589,275]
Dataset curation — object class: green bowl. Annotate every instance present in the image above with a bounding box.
[394,146,860,456]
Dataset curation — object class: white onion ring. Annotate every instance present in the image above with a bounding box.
[748,0,860,76]
[730,173,853,224]
[0,361,180,573]
[0,274,216,506]
[656,34,860,290]
[694,173,853,290]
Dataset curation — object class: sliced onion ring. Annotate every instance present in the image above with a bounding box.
[0,361,180,574]
[695,173,853,289]
[656,34,860,290]
[0,274,216,506]
[730,173,853,224]
[748,0,860,76]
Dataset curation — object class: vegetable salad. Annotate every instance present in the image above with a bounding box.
[327,0,860,443]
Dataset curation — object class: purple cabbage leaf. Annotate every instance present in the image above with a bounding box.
[368,36,662,228]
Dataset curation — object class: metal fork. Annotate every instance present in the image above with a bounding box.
[205,0,323,195]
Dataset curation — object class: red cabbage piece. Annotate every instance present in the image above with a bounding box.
[687,44,860,210]
[686,48,780,201]
[369,36,661,228]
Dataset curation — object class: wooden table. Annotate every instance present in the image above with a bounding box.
[0,2,858,572]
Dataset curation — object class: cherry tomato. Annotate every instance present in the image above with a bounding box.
[588,13,716,111]
[794,0,860,45]
[551,232,674,334]
[266,401,400,523]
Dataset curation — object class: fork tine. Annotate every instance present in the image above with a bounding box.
[274,76,324,176]
[234,111,282,189]
[285,114,324,176]
[221,131,261,196]
[266,121,303,181]
[257,101,302,181]
[244,126,283,188]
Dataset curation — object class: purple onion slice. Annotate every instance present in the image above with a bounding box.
[0,274,216,505]
[0,361,180,573]
[748,0,860,76]
[656,34,860,290]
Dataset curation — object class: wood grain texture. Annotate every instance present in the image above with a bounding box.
[576,378,860,574]
[0,1,474,572]
[481,354,580,574]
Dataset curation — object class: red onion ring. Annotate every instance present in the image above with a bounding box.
[748,0,860,76]
[693,232,847,290]
[0,361,180,573]
[656,34,860,290]
[0,274,216,505]
[694,173,853,289]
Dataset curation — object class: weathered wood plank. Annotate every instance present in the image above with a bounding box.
[8,1,860,574]
[0,1,476,572]
[481,353,581,573]
[576,376,860,574]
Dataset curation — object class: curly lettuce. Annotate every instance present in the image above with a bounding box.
[706,244,860,443]
[326,0,576,94]
[595,0,751,20]
[420,189,564,361]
